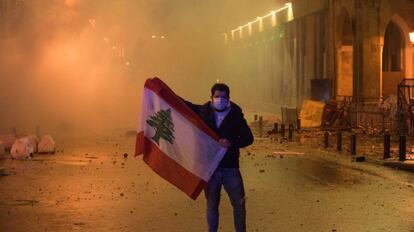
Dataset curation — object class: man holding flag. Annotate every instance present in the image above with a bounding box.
[183,83,254,232]
[136,78,253,232]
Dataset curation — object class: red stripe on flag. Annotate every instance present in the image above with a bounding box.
[141,135,206,200]
[144,77,220,141]
[135,131,144,156]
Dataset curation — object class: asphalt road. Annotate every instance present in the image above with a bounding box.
[1,135,414,232]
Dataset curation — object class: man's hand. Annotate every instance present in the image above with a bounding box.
[219,138,231,148]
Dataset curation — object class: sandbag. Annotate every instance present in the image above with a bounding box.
[10,138,34,159]
[38,135,56,154]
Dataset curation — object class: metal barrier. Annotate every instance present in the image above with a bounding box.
[397,79,414,135]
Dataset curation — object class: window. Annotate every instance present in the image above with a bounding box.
[383,22,404,72]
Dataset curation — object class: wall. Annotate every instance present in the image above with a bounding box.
[222,0,328,114]
[222,0,414,116]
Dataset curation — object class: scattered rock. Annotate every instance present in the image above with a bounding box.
[10,199,39,206]
[259,169,265,173]
[123,153,128,158]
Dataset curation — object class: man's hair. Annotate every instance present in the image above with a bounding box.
[211,83,230,98]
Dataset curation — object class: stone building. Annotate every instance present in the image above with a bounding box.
[221,0,414,127]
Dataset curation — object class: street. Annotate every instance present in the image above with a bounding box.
[1,0,414,231]
[1,134,414,232]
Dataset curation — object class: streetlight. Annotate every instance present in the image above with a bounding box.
[88,19,96,27]
[226,2,292,38]
[409,32,414,46]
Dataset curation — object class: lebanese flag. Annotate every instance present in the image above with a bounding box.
[135,77,227,200]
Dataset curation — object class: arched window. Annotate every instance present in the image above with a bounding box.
[383,22,404,72]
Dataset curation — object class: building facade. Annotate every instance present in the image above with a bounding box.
[221,0,414,123]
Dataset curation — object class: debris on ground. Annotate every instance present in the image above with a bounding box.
[355,125,383,136]
[268,151,305,157]
[9,199,39,206]
[248,108,414,162]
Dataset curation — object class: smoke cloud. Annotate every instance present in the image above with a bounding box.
[0,0,285,137]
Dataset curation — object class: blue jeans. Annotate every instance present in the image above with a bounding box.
[204,168,246,232]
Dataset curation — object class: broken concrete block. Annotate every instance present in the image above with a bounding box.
[11,138,34,159]
[38,135,56,154]
[26,135,39,153]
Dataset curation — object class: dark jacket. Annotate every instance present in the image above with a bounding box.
[185,100,254,168]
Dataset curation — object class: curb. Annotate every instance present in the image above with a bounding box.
[383,160,414,172]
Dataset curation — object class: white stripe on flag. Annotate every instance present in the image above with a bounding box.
[139,88,227,182]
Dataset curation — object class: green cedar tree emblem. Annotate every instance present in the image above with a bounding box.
[146,108,175,145]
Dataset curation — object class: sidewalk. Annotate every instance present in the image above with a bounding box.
[250,124,414,174]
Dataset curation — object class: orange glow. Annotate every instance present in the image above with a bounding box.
[0,0,245,134]
[65,0,80,7]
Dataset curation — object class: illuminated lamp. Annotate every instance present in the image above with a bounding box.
[409,32,414,45]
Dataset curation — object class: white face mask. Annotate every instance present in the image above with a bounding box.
[212,97,229,111]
